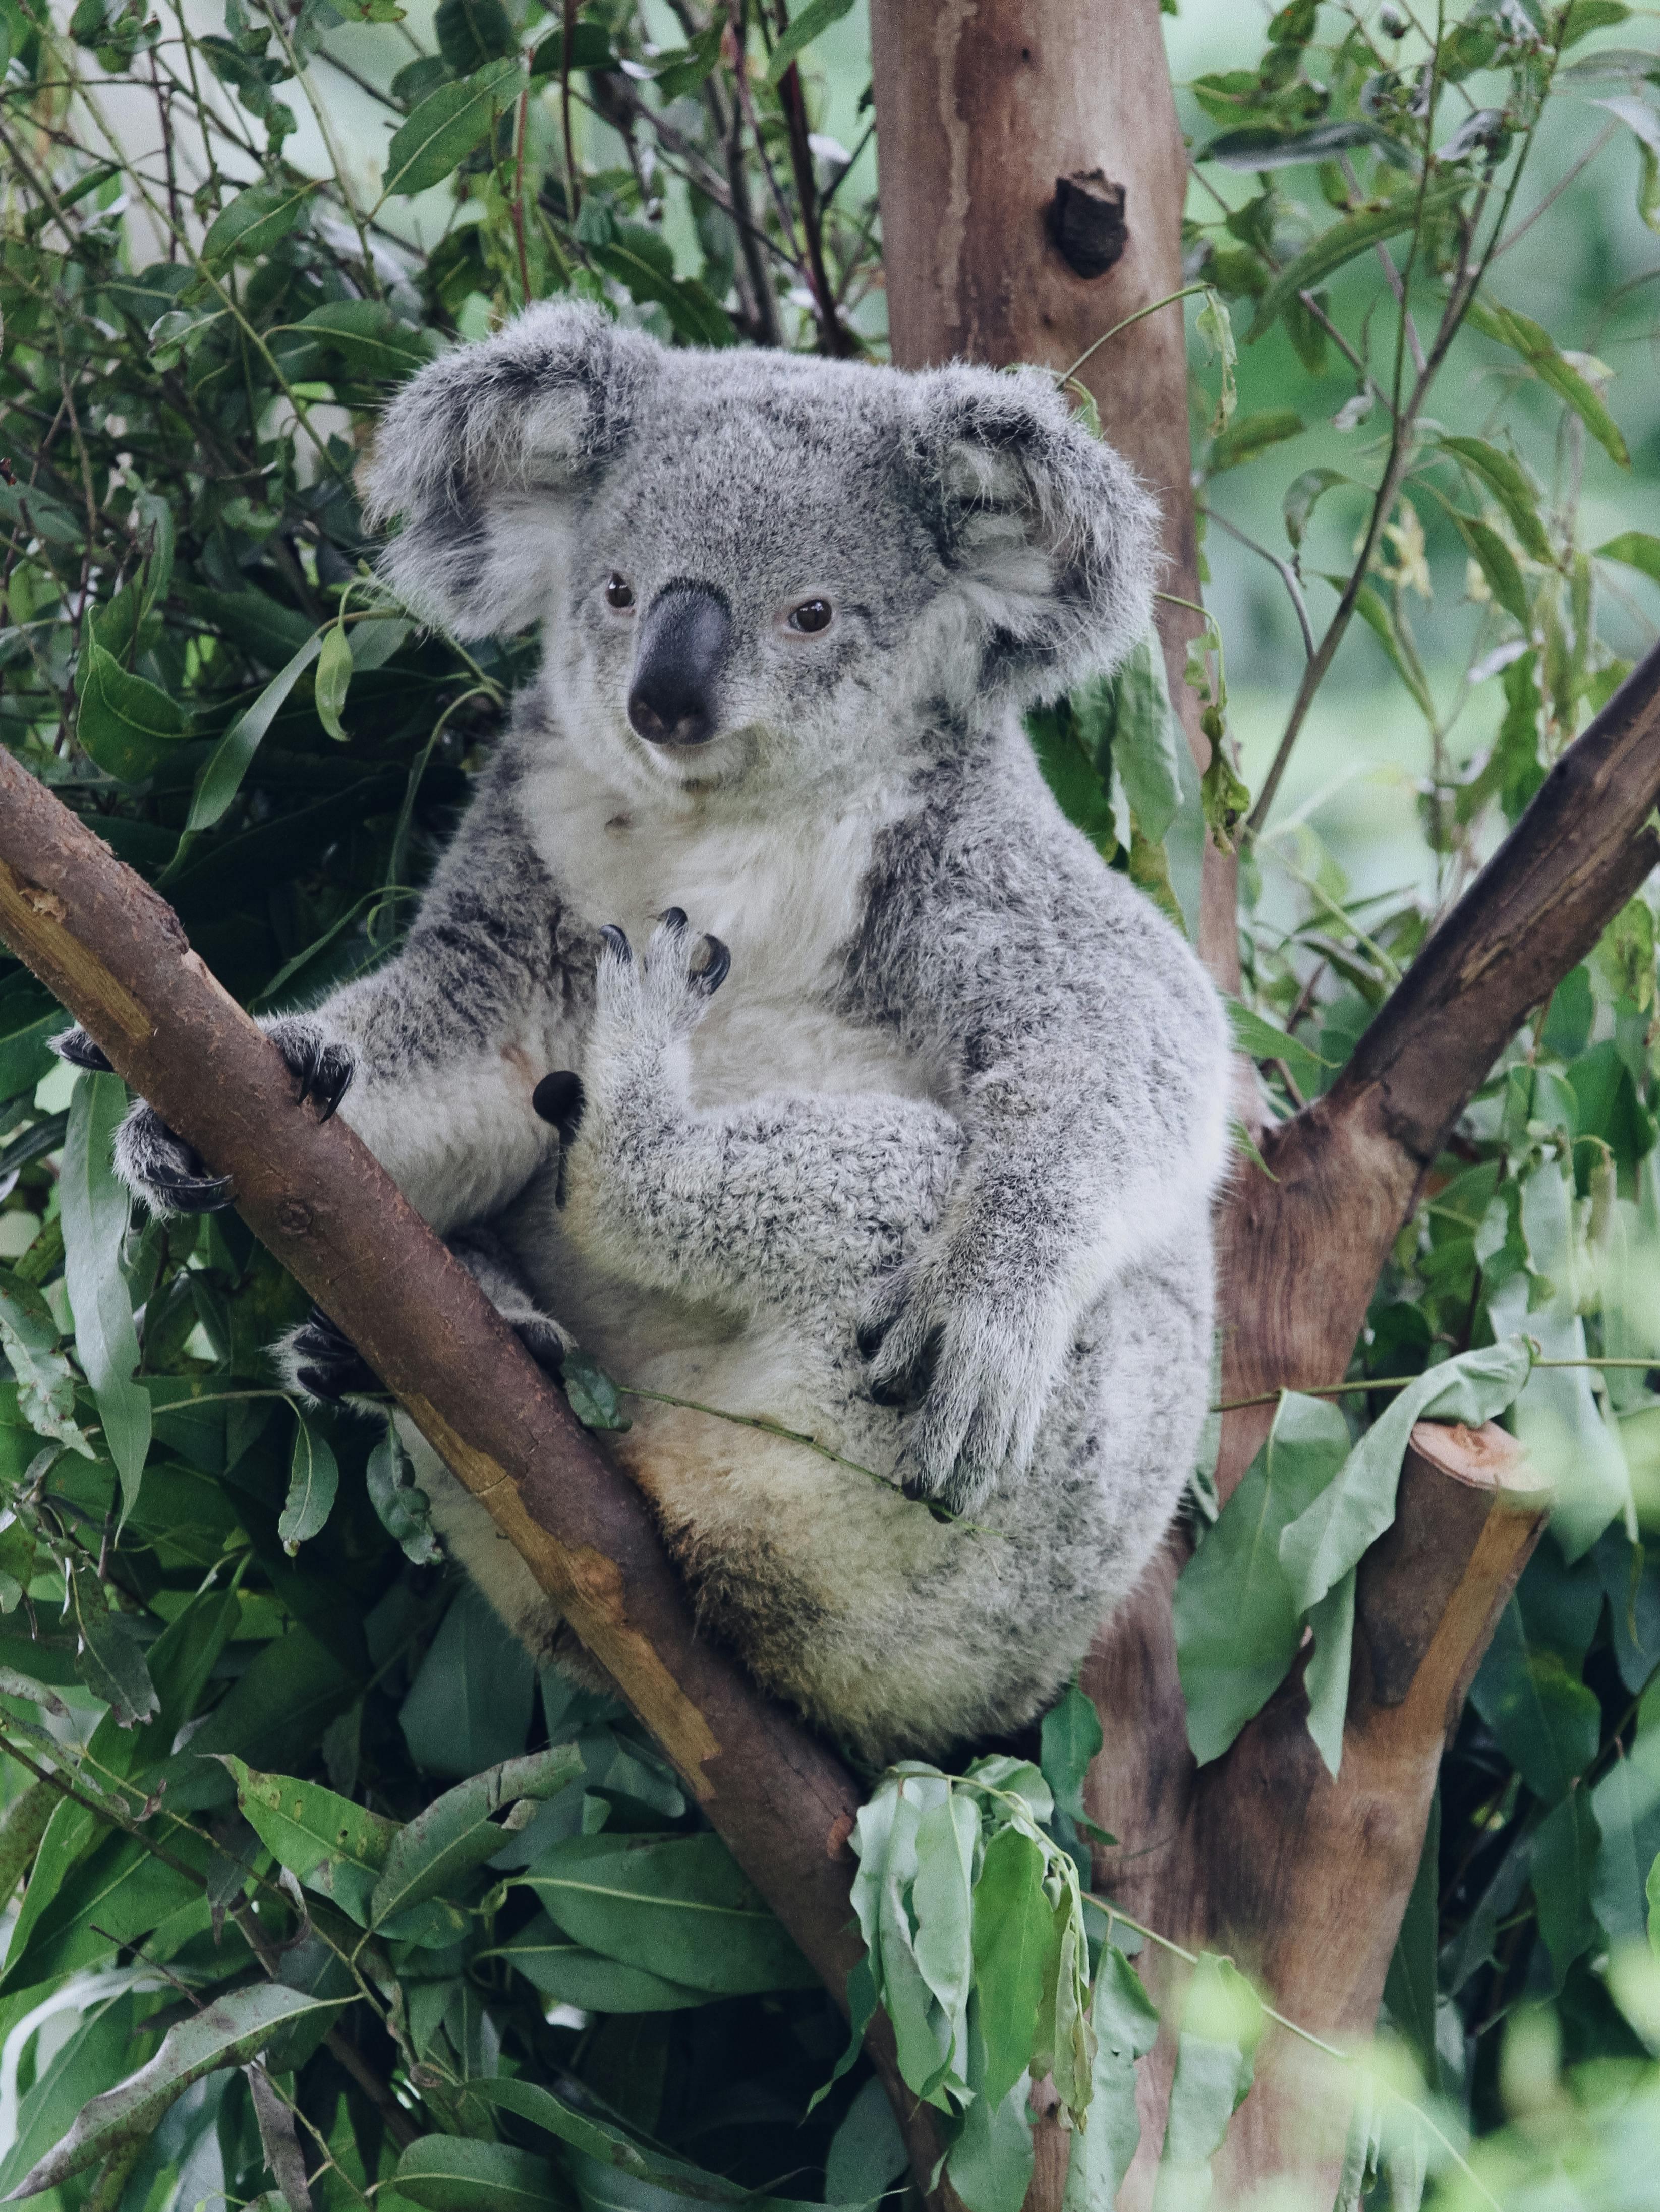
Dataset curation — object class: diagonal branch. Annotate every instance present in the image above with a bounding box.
[0,745,948,2201]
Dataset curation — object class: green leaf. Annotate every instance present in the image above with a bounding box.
[381,58,524,197]
[1533,1790,1601,1989]
[1592,1731,1660,1946]
[1106,633,1185,844]
[1153,1955,1263,2212]
[519,1830,816,1995]
[1470,1599,1601,1804]
[970,1826,1057,2106]
[947,2075,1035,2212]
[590,231,739,348]
[1040,1677,1105,1830]
[67,1560,159,1727]
[563,1348,630,1431]
[201,179,316,265]
[0,1995,143,2201]
[1596,530,1660,586]
[910,1790,978,2050]
[1064,1946,1160,2212]
[279,1408,338,1552]
[480,1913,713,2010]
[1250,185,1468,339]
[646,19,722,99]
[1279,1342,1533,1620]
[186,628,324,832]
[0,1825,205,1993]
[401,1581,535,1776]
[434,0,516,73]
[7,1982,349,2198]
[76,637,186,782]
[1447,506,1532,630]
[61,1072,150,1521]
[397,2137,573,2211]
[370,1742,581,1923]
[1438,435,1552,560]
[220,1751,397,1922]
[1174,1392,1349,1764]
[1282,466,1351,551]
[314,620,352,741]
[297,299,441,380]
[1207,407,1304,473]
[1348,578,1436,723]
[764,0,856,83]
[1564,0,1632,46]
[826,2078,909,2209]
[366,1423,441,1563]
[527,20,616,75]
[1199,119,1416,170]
[0,1272,94,1455]
[1464,296,1631,469]
[1226,1000,1331,1091]
[1594,94,1660,228]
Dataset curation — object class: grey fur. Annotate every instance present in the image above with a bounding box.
[87,304,1229,1764]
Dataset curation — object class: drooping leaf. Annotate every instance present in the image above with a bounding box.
[313,620,352,741]
[1040,1677,1105,1831]
[67,1560,159,1727]
[186,629,325,833]
[0,1273,94,1456]
[1596,530,1660,586]
[1064,1945,1160,2212]
[279,1407,338,1553]
[1207,407,1304,473]
[60,1072,150,1521]
[400,1580,536,1776]
[969,1825,1057,2107]
[1470,1598,1601,1804]
[6,1983,349,2198]
[1464,297,1632,469]
[1532,1790,1601,1989]
[1438,435,1552,560]
[76,638,186,783]
[1152,1955,1263,2212]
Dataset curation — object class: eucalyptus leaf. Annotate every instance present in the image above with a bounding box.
[61,1072,150,1521]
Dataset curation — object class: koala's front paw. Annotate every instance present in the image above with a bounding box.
[860,1258,1069,1515]
[594,911,730,1041]
[53,1027,115,1075]
[447,1227,575,1378]
[113,1102,236,1216]
[263,1015,356,1122]
[278,1306,382,1404]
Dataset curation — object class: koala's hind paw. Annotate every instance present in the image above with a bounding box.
[114,1102,236,1217]
[279,1306,382,1404]
[447,1226,576,1378]
[53,1028,114,1074]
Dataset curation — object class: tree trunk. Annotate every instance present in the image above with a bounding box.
[868,0,1239,989]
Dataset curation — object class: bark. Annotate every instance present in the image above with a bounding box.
[868,0,1239,989]
[0,747,949,2200]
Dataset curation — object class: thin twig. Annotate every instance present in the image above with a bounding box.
[1206,507,1315,660]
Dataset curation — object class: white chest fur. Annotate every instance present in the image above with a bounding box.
[514,744,936,1107]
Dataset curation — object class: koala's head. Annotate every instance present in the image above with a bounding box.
[363,302,1159,798]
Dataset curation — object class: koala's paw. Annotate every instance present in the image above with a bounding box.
[263,1016,356,1122]
[53,1027,115,1074]
[860,1260,1068,1516]
[113,1101,236,1217]
[447,1227,575,1378]
[594,911,730,1042]
[277,1306,383,1405]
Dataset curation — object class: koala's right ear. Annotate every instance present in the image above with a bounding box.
[361,302,652,638]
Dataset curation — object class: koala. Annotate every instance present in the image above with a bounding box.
[65,302,1230,1768]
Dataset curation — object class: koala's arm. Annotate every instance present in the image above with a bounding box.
[846,739,1231,1509]
[74,755,583,1234]
[563,918,962,1324]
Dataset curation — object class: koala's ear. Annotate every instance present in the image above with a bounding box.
[361,301,653,638]
[900,366,1161,700]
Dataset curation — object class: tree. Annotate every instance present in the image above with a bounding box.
[2,2,1660,2209]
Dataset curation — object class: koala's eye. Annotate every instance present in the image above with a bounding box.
[605,574,636,612]
[786,598,833,635]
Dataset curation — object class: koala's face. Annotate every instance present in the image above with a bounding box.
[364,306,1158,802]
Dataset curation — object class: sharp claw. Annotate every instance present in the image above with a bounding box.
[315,1066,351,1123]
[693,934,730,995]
[54,1030,114,1074]
[656,906,688,934]
[600,924,632,963]
[162,1173,236,1213]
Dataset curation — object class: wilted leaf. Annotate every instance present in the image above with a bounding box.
[61,1072,150,1521]
[1439,436,1551,560]
[221,1752,397,1920]
[1153,1955,1263,2212]
[6,1983,348,2198]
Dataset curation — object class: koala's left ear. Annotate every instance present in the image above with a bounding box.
[900,367,1160,700]
[361,301,656,638]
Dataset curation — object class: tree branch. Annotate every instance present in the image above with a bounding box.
[0,746,948,2202]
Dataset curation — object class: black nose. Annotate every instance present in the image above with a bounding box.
[627,586,731,747]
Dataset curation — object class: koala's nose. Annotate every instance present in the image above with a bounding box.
[627,586,731,748]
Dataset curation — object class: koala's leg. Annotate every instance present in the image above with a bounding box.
[552,914,963,1325]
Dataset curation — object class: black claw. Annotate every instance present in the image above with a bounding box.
[692,934,730,996]
[532,1071,586,1144]
[313,1055,353,1123]
[160,1172,237,1213]
[856,1316,891,1359]
[656,906,688,934]
[600,923,632,963]
[54,1029,114,1074]
[293,1306,380,1399]
[869,1323,943,1409]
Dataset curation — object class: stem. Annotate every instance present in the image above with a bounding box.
[1062,283,1212,383]
[1206,508,1315,660]
[1212,1352,1655,1414]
